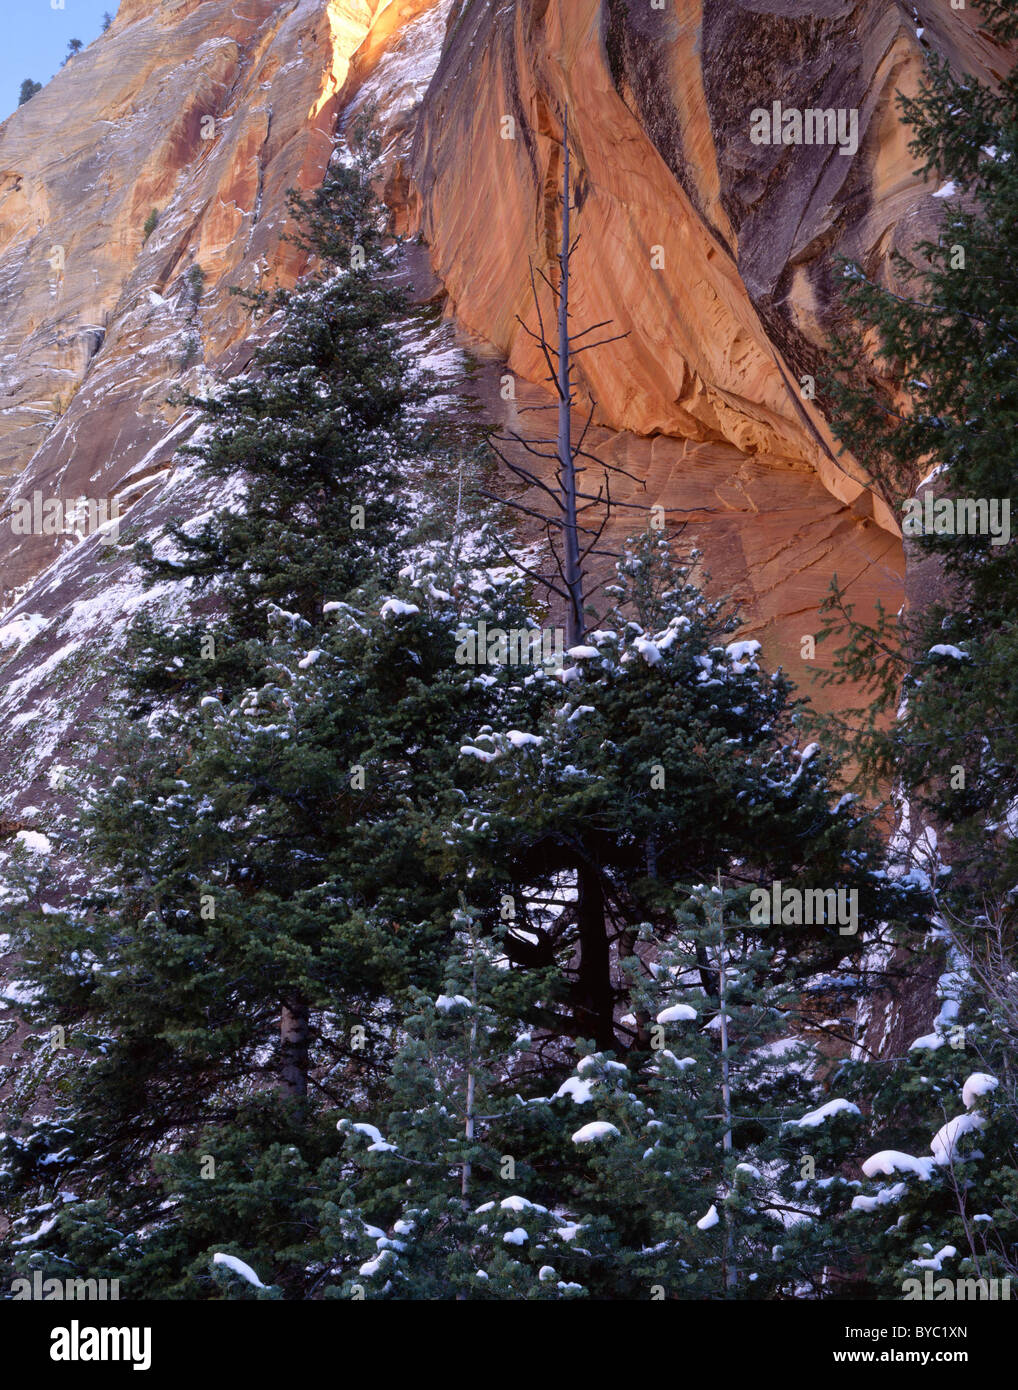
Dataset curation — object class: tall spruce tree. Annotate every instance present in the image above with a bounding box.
[0,146,503,1294]
[0,454,553,1296]
[819,0,1018,898]
[815,0,1018,1297]
[130,149,426,706]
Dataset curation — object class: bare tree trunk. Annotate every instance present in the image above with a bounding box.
[279,997,309,1101]
[557,108,584,649]
[484,106,635,645]
[575,863,615,1050]
[461,911,478,1198]
[716,874,737,1292]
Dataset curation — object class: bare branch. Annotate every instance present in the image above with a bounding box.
[571,331,632,355]
[527,261,564,399]
[535,265,560,301]
[486,448,566,509]
[576,493,650,512]
[579,509,611,564]
[479,520,571,602]
[570,319,613,341]
[476,488,568,533]
[512,316,561,388]
[492,430,561,464]
[573,448,647,486]
[547,523,574,593]
[573,399,597,459]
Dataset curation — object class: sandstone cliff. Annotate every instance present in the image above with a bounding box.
[409,0,1010,697]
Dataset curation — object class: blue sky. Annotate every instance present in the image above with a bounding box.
[1,0,116,122]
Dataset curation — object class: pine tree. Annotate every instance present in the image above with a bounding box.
[0,143,494,1292]
[443,531,927,1057]
[813,0,1018,1298]
[321,906,585,1300]
[303,882,879,1300]
[297,536,929,1300]
[129,152,429,708]
[17,79,42,106]
[836,970,1016,1298]
[0,449,548,1296]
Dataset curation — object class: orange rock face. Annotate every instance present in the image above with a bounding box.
[405,0,1011,693]
[415,1,1006,477]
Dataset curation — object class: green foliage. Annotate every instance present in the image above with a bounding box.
[317,887,874,1300]
[0,156,535,1293]
[184,263,205,304]
[442,532,926,1055]
[811,0,1018,1298]
[834,984,1018,1296]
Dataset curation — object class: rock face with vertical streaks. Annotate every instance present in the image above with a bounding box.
[407,0,1010,692]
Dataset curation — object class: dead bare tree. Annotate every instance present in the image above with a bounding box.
[481,107,648,647]
[473,109,697,1053]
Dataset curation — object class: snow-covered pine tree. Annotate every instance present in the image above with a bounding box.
[127,143,429,710]
[295,534,928,1299]
[445,530,928,1059]
[0,143,508,1294]
[834,964,1015,1298]
[319,905,590,1300]
[489,881,872,1301]
[0,450,558,1296]
[812,0,1018,1298]
[300,878,885,1300]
